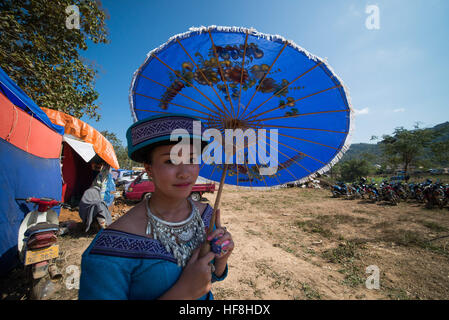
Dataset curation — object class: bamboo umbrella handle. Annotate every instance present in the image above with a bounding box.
[199,164,228,257]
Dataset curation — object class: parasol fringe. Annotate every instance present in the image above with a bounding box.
[129,69,140,122]
[129,26,355,187]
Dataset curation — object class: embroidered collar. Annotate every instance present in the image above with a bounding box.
[90,204,213,263]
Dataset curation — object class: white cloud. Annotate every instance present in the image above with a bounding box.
[393,108,405,113]
[354,107,370,115]
[349,4,362,17]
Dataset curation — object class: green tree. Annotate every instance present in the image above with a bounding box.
[338,158,372,182]
[373,125,433,176]
[0,0,109,120]
[430,141,449,166]
[100,130,139,170]
[100,130,122,150]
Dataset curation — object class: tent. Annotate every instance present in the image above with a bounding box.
[42,108,120,205]
[0,67,63,275]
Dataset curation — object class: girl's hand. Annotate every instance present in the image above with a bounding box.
[161,247,215,300]
[207,209,234,260]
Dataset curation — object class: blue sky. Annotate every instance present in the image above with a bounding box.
[81,0,449,146]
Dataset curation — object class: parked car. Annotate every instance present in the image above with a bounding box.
[114,170,142,190]
[112,169,131,182]
[124,173,215,201]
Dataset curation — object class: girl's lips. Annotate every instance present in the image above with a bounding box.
[173,183,191,187]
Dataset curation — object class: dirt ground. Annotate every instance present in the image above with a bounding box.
[2,186,449,300]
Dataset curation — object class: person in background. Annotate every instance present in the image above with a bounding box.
[88,156,116,228]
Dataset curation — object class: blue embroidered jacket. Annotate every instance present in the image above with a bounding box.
[78,204,228,300]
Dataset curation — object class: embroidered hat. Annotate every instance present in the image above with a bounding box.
[126,113,207,163]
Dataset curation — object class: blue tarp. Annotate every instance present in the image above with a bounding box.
[0,67,63,275]
[0,67,64,135]
[0,140,63,275]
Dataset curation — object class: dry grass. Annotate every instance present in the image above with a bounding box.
[209,187,449,300]
[3,187,449,300]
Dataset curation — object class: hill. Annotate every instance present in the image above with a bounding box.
[340,143,380,162]
[341,121,449,166]
[432,121,449,142]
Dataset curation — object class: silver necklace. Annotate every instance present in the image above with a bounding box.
[145,193,206,267]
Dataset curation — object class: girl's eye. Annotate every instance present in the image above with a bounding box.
[163,156,196,164]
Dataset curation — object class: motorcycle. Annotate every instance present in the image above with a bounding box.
[366,183,380,202]
[348,182,364,199]
[380,181,400,205]
[414,183,426,203]
[443,184,449,208]
[408,182,418,200]
[16,197,64,299]
[424,183,446,209]
[358,178,369,199]
[331,182,350,198]
[392,182,407,201]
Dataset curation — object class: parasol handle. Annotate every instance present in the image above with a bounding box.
[199,164,228,258]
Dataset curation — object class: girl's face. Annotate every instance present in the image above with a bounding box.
[143,143,200,200]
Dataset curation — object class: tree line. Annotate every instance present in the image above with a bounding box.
[333,123,449,182]
[100,130,140,170]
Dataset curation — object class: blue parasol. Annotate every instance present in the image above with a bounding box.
[129,26,353,248]
[130,26,353,188]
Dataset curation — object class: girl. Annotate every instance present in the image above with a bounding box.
[78,114,234,300]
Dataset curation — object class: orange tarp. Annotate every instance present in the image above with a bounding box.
[42,108,119,169]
